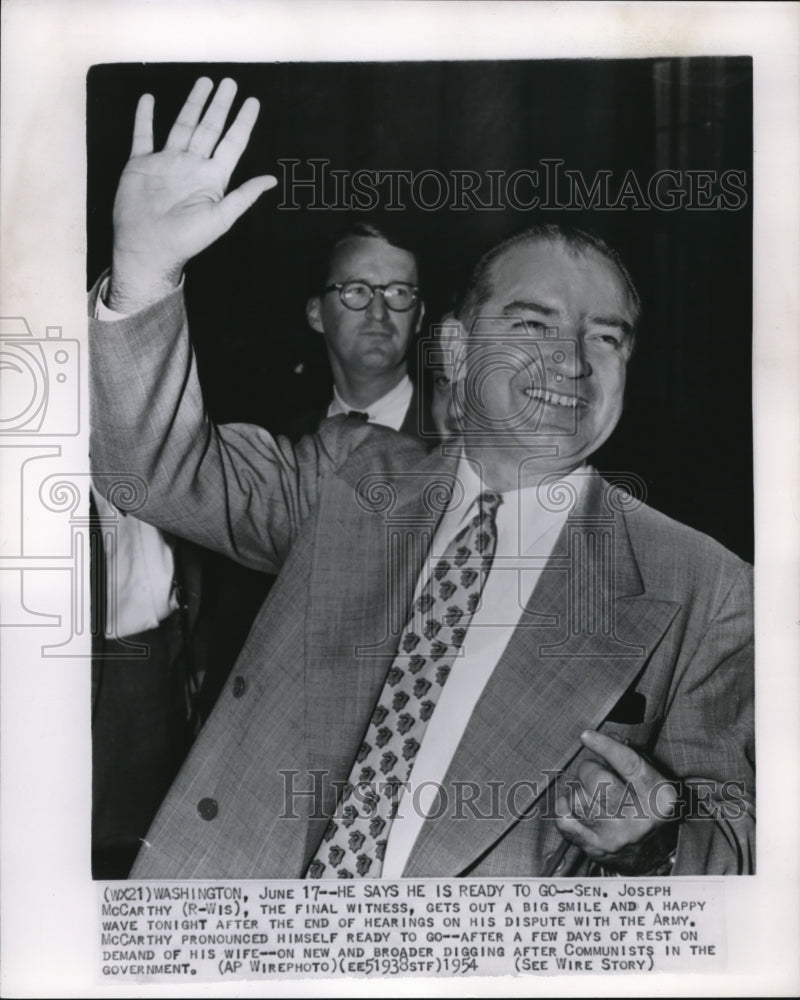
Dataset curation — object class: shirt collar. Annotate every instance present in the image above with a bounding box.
[328,375,413,431]
[450,452,591,545]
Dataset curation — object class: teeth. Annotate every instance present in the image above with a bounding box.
[524,389,579,408]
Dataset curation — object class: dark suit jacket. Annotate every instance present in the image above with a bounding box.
[89,284,754,879]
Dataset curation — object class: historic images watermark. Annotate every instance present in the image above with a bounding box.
[279,769,750,824]
[277,159,748,213]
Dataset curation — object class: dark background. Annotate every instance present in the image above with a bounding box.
[87,58,753,561]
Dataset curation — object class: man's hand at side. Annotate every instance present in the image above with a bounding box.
[554,730,681,875]
[108,77,276,314]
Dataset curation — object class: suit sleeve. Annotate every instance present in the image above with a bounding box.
[657,562,755,874]
[89,279,368,574]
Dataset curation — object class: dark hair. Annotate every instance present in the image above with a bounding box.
[455,224,641,337]
[307,221,421,296]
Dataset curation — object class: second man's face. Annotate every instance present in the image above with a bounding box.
[307,236,423,384]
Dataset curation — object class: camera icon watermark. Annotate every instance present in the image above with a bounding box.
[416,315,579,444]
[0,317,80,435]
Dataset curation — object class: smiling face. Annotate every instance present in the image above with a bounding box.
[460,236,636,480]
[306,236,423,401]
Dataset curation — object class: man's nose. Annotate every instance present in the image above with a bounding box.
[366,287,388,320]
[546,334,592,381]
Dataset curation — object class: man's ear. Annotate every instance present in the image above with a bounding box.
[306,296,325,334]
[414,300,426,335]
[437,316,468,374]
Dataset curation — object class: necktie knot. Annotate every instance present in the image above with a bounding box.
[464,490,503,537]
[477,490,502,517]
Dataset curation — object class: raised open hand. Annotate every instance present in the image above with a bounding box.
[108,77,276,313]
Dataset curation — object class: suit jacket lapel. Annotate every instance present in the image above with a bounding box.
[404,472,681,877]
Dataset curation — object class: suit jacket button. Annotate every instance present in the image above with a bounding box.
[197,797,218,821]
[232,676,246,698]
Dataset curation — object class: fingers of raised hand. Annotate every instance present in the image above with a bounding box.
[213,174,278,235]
[130,93,155,158]
[212,96,262,175]
[140,78,261,182]
[164,76,216,152]
[187,78,240,157]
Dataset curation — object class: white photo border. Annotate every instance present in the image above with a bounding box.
[1,1,798,996]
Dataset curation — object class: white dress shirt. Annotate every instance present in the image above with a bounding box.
[91,485,179,637]
[326,375,413,431]
[381,457,588,876]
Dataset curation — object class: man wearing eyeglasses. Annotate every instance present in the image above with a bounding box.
[294,223,426,438]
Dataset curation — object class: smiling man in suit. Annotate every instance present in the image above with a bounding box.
[90,78,753,879]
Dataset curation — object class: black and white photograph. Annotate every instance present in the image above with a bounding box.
[1,2,798,996]
[86,57,755,883]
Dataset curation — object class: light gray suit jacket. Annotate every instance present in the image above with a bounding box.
[89,284,754,879]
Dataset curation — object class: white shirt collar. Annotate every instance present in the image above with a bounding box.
[327,375,413,431]
[440,453,591,556]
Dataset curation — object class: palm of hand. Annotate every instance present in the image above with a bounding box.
[113,149,231,269]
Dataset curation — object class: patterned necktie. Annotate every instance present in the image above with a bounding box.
[307,490,503,878]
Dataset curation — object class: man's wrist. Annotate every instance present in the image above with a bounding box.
[107,253,183,314]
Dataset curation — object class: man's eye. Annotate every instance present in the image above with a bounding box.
[433,374,452,389]
[588,332,622,347]
[387,284,412,302]
[509,318,546,331]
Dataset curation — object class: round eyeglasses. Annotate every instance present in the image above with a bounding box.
[322,280,420,312]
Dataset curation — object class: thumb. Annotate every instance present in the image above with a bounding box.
[214,174,278,235]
